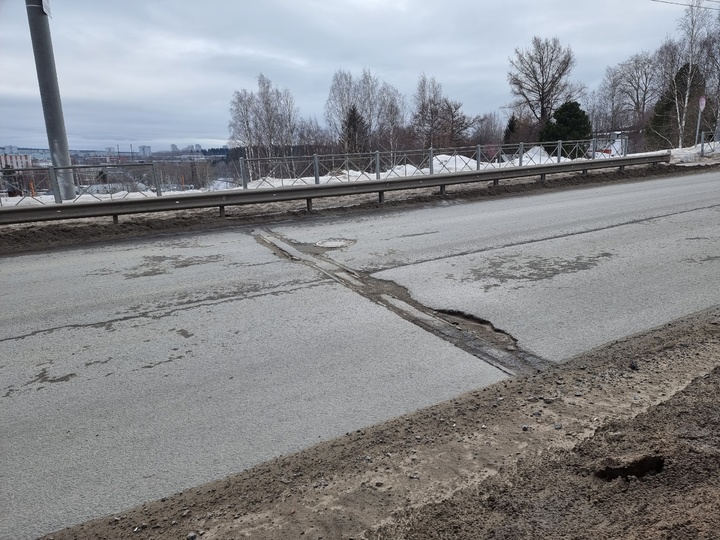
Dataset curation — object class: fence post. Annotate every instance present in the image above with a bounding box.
[313,154,320,184]
[591,138,597,160]
[700,132,706,157]
[240,157,248,189]
[375,151,381,180]
[429,147,434,175]
[476,145,481,170]
[518,142,524,167]
[152,162,162,196]
[47,166,62,203]
[557,141,562,163]
[623,136,628,157]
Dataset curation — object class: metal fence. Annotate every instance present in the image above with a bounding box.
[1,137,628,205]
[234,137,627,189]
[700,131,719,157]
[0,161,219,206]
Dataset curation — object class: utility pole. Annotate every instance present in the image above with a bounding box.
[26,0,75,200]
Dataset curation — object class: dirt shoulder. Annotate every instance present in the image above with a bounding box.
[41,306,720,540]
[2,161,719,256]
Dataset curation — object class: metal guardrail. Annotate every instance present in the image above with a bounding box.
[0,153,670,226]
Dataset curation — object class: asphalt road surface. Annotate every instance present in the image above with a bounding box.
[1,170,719,538]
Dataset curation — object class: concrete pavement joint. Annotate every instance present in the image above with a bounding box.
[258,229,548,376]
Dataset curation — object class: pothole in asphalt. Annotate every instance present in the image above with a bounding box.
[315,238,356,249]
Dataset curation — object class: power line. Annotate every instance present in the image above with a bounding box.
[650,0,720,9]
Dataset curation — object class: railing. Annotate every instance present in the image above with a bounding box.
[0,152,671,225]
[0,161,211,206]
[0,138,628,207]
[232,137,627,190]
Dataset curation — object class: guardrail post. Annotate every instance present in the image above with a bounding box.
[476,145,481,170]
[47,166,62,203]
[700,132,706,157]
[557,141,562,163]
[152,163,162,196]
[313,154,320,184]
[240,157,248,189]
[429,148,434,175]
[518,142,524,167]
[375,151,381,180]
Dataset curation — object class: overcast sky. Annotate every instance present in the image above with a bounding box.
[0,0,689,152]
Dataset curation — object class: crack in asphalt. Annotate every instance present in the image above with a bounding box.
[0,280,331,344]
[358,202,720,274]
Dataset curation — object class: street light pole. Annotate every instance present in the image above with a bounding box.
[25,0,75,200]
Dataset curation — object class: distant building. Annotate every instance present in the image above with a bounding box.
[194,144,202,152]
[138,145,152,157]
[1,154,32,169]
[2,145,19,155]
[170,144,180,153]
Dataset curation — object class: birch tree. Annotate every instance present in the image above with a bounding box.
[654,0,712,147]
[228,74,299,157]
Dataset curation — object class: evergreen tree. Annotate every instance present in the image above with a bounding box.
[503,115,518,144]
[539,101,592,142]
[340,105,369,154]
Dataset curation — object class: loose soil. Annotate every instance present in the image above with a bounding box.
[4,161,718,539]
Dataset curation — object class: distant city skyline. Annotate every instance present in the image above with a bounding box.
[0,0,688,151]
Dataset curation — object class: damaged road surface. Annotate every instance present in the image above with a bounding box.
[2,170,720,539]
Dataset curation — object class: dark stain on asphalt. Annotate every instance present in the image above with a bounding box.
[464,252,615,292]
[24,368,77,386]
[123,254,224,279]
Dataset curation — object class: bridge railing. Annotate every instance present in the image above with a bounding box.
[235,137,628,189]
[1,137,631,206]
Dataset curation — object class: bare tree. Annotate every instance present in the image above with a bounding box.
[617,52,661,128]
[324,70,356,142]
[706,12,720,136]
[470,112,504,145]
[296,116,333,151]
[375,84,407,151]
[439,98,472,147]
[657,1,712,147]
[597,66,630,132]
[229,88,257,155]
[324,69,407,150]
[228,74,299,157]
[411,74,445,147]
[508,36,583,132]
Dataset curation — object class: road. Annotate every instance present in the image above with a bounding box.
[1,170,719,538]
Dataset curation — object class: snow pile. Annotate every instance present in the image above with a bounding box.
[207,178,242,191]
